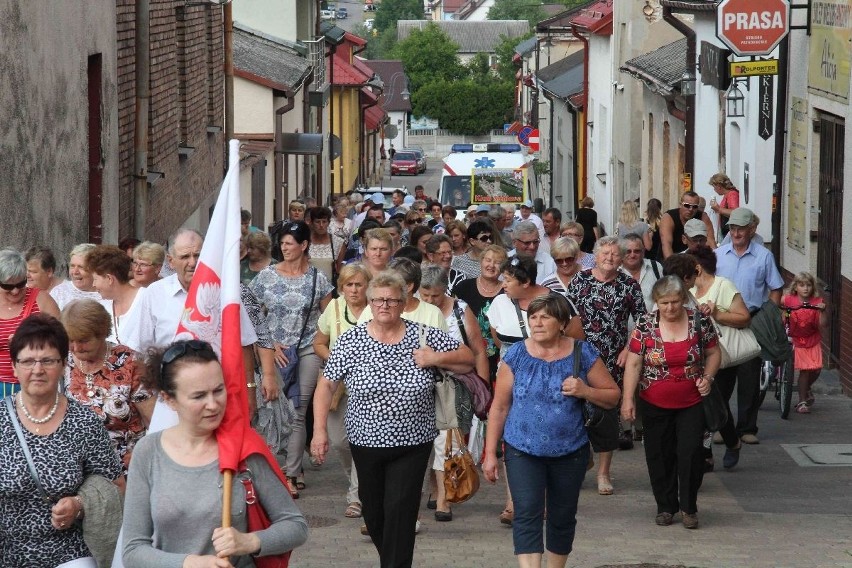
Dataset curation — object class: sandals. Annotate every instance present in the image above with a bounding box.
[287,477,300,499]
[597,475,614,496]
[295,474,306,490]
[499,508,513,525]
[796,401,811,414]
[345,502,362,518]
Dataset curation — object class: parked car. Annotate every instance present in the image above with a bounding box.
[403,147,427,173]
[364,4,376,11]
[391,152,419,176]
[320,9,336,20]
[336,7,348,18]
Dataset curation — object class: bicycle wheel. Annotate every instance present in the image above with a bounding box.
[757,360,772,408]
[779,356,794,419]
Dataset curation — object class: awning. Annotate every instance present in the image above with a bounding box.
[536,50,585,107]
[364,105,386,131]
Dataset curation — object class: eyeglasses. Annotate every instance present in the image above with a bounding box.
[563,232,582,239]
[554,257,576,265]
[515,238,540,247]
[15,358,63,369]
[132,261,155,269]
[0,280,27,291]
[681,203,699,210]
[625,249,644,255]
[370,298,403,308]
[161,339,213,368]
[416,207,427,212]
[474,234,492,243]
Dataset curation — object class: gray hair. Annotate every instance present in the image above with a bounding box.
[550,236,580,258]
[651,275,688,304]
[70,243,96,261]
[168,228,203,255]
[420,265,449,291]
[619,233,644,250]
[366,269,409,303]
[487,206,503,222]
[0,248,26,283]
[514,221,538,238]
[412,199,428,211]
[593,235,625,256]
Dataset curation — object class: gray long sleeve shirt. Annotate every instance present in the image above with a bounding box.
[122,431,308,568]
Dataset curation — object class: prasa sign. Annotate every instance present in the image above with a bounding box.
[716,0,790,56]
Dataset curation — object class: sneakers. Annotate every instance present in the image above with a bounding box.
[740,434,760,445]
[655,512,673,526]
[723,445,741,469]
[682,512,699,529]
[796,401,811,414]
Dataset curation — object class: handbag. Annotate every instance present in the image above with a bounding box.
[420,323,459,430]
[450,302,493,420]
[238,463,292,568]
[689,308,731,432]
[443,428,480,504]
[712,284,761,368]
[575,340,619,452]
[277,268,318,408]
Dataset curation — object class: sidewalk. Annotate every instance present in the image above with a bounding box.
[291,391,852,567]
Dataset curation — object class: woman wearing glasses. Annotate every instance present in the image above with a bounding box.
[0,248,60,397]
[312,270,474,568]
[123,339,308,567]
[559,222,596,270]
[0,313,122,567]
[249,221,334,496]
[541,237,582,295]
[130,242,165,288]
[448,220,494,286]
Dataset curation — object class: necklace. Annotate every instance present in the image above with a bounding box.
[74,350,110,398]
[18,391,60,432]
[344,304,358,326]
[477,277,502,296]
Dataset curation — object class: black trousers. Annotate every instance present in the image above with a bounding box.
[350,441,432,568]
[714,366,741,447]
[734,357,762,436]
[639,398,705,515]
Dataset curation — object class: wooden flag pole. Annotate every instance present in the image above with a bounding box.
[222,470,234,528]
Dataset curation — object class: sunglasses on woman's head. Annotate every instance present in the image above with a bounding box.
[0,280,26,291]
[161,340,213,367]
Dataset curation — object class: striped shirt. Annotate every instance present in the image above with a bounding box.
[0,288,41,382]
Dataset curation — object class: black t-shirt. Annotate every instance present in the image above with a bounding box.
[575,208,598,253]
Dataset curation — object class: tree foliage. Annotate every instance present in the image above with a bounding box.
[374,0,423,33]
[391,23,465,93]
[487,0,547,26]
[412,79,514,136]
[360,24,399,60]
[494,32,533,82]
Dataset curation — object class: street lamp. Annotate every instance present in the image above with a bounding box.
[726,81,745,118]
[680,69,697,96]
[378,72,411,150]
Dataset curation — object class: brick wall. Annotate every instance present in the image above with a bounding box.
[116,0,224,243]
[840,277,852,396]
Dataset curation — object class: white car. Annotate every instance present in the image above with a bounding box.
[320,9,336,20]
[364,18,375,30]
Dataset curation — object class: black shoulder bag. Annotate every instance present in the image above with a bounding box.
[575,340,620,452]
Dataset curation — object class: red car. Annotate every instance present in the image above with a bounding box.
[391,152,418,175]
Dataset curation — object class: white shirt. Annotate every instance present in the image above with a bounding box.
[50,280,112,314]
[124,273,257,353]
[507,248,557,285]
[107,287,145,346]
[620,258,663,320]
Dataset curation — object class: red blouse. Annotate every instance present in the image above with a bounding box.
[0,288,40,382]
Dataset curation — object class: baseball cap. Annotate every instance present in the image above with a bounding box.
[684,219,707,238]
[370,192,385,204]
[520,199,533,208]
[466,204,478,214]
[475,204,491,214]
[727,207,754,227]
[403,195,415,205]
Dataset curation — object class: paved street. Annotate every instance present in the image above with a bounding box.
[292,372,852,567]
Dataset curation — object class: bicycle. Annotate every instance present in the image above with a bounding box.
[757,302,820,419]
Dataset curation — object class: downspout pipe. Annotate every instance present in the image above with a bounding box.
[570,24,589,200]
[275,89,296,223]
[666,98,686,122]
[770,34,790,260]
[541,87,557,207]
[224,3,234,144]
[663,6,696,178]
[133,0,150,239]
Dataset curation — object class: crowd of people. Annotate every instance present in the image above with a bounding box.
[0,172,827,568]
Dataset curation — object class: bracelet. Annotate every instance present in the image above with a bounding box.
[246,382,258,389]
[703,374,715,383]
[73,495,84,520]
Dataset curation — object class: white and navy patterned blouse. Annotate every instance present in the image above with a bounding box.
[324,321,459,447]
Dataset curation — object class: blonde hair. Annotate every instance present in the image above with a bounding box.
[708,173,735,190]
[480,244,508,265]
[618,200,640,226]
[133,241,166,265]
[787,271,821,298]
[580,196,595,208]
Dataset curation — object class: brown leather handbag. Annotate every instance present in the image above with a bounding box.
[443,428,480,504]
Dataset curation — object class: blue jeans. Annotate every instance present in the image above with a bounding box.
[504,442,589,556]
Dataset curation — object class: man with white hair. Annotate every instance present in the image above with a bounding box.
[507,221,556,284]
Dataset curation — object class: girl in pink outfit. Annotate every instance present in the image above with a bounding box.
[782,272,827,414]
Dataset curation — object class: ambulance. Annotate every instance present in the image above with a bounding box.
[437,143,538,219]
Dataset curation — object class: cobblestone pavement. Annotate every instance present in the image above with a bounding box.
[292,379,852,568]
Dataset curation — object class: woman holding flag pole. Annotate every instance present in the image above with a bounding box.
[123,141,307,567]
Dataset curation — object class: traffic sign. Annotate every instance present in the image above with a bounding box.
[517,126,533,146]
[528,129,540,152]
[716,0,790,57]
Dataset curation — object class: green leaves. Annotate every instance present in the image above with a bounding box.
[374,0,423,33]
[391,23,465,93]
[412,79,514,136]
